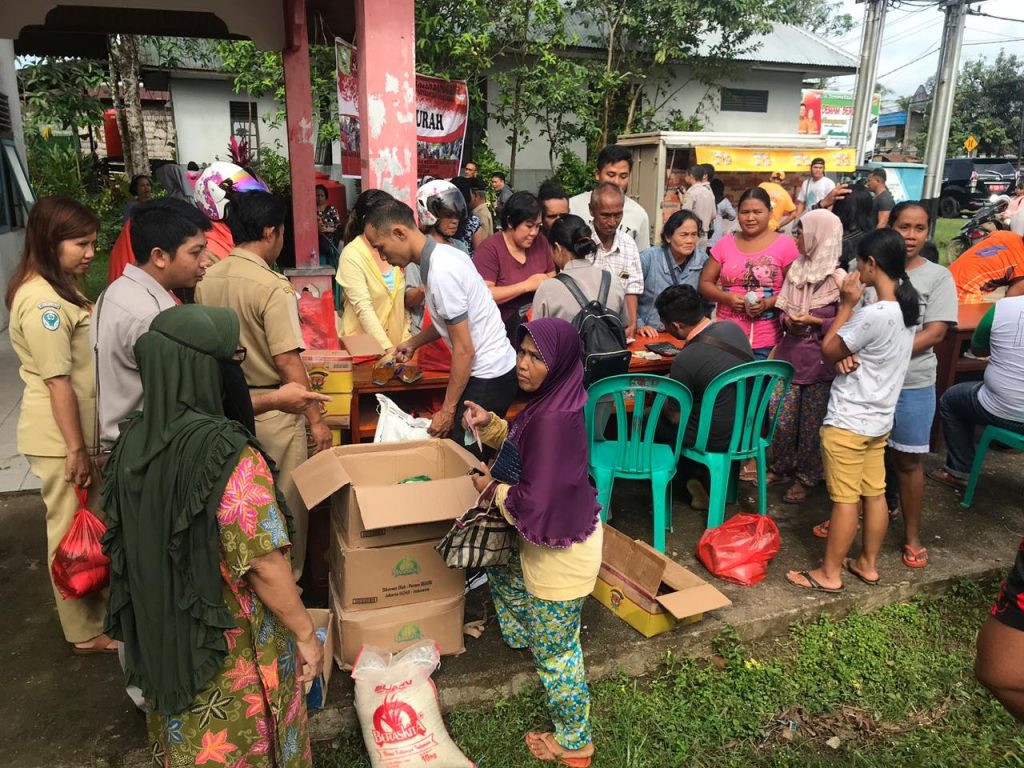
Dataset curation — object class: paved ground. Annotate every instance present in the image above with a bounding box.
[1,445,1020,768]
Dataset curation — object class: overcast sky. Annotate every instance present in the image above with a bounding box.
[828,0,1024,99]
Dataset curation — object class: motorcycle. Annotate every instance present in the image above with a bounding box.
[949,194,1013,260]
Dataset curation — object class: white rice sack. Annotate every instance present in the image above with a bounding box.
[352,641,474,768]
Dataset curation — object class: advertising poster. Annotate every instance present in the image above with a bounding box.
[694,146,856,173]
[798,90,881,149]
[336,40,469,180]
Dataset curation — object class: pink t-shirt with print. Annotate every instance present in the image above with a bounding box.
[709,233,800,350]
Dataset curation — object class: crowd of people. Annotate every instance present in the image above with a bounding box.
[8,143,1024,767]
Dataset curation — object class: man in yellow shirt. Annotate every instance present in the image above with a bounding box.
[196,191,331,581]
[759,171,798,231]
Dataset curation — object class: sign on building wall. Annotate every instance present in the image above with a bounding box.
[798,90,881,149]
[336,40,469,180]
[694,146,857,173]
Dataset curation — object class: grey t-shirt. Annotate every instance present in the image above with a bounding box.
[904,260,958,389]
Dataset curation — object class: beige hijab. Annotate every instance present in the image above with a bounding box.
[777,209,845,315]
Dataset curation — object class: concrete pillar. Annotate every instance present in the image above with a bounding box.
[355,0,417,208]
[282,0,318,268]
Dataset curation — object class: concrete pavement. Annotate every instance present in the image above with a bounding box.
[1,445,1020,768]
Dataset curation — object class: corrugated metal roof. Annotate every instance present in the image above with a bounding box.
[563,18,857,73]
[879,111,908,127]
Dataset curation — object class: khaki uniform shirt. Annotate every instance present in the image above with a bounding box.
[195,247,304,388]
[9,276,96,457]
[93,264,177,448]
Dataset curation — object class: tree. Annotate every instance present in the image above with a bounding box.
[918,51,1024,157]
[16,57,108,136]
[108,34,150,177]
[777,0,855,39]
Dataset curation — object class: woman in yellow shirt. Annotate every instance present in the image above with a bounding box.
[336,190,410,353]
[5,197,113,653]
[465,317,602,768]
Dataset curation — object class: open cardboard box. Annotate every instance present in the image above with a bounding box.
[340,332,385,360]
[304,608,335,710]
[330,587,465,669]
[293,439,480,549]
[328,531,465,612]
[592,524,732,637]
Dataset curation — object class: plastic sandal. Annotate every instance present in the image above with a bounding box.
[902,545,929,569]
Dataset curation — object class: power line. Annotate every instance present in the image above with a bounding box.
[969,11,1024,24]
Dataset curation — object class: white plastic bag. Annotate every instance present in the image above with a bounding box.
[374,394,432,443]
[352,641,474,768]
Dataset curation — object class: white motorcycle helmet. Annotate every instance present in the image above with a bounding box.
[416,179,467,228]
[193,161,269,221]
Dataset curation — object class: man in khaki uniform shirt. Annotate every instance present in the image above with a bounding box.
[196,192,331,581]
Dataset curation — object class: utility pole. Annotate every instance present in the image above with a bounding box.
[849,0,888,164]
[921,0,968,227]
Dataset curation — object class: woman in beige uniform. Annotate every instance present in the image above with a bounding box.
[5,197,113,653]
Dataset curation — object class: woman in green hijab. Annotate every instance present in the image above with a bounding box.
[102,305,322,768]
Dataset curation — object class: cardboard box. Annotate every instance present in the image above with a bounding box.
[305,608,335,710]
[329,535,465,612]
[592,525,731,638]
[302,349,354,394]
[331,590,466,669]
[321,392,351,419]
[293,439,480,550]
[340,332,386,359]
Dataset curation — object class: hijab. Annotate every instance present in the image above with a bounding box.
[154,164,193,202]
[503,317,600,548]
[777,209,845,315]
[101,305,286,715]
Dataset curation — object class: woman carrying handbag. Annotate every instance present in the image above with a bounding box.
[463,317,602,767]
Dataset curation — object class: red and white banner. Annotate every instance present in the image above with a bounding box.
[336,40,469,180]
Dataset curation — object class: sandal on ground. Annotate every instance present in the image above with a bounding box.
[902,544,929,569]
[782,482,808,504]
[786,570,844,593]
[843,558,880,586]
[525,733,594,767]
[686,479,709,511]
[72,634,118,655]
[927,468,966,492]
[812,520,830,539]
[738,467,759,483]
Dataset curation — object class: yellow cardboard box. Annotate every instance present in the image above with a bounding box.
[302,350,354,394]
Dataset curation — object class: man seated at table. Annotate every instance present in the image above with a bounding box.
[931,283,1024,490]
[656,284,754,508]
[363,199,518,457]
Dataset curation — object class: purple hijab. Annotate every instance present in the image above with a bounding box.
[503,317,600,548]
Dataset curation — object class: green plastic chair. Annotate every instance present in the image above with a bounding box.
[680,360,794,529]
[961,425,1024,508]
[584,374,693,553]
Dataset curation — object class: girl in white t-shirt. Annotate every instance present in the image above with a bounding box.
[788,229,920,593]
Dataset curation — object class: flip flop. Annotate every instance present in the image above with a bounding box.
[927,468,966,492]
[782,483,808,504]
[902,544,929,569]
[525,733,593,767]
[843,558,880,585]
[812,520,830,539]
[786,570,844,593]
[72,641,118,656]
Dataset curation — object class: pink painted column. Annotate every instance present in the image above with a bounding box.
[282,0,318,268]
[355,0,417,207]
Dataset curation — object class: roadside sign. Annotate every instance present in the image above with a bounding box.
[964,135,979,153]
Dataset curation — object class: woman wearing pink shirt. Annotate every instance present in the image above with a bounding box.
[699,187,800,359]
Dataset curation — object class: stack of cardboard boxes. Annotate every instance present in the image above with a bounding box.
[302,349,354,445]
[294,439,480,668]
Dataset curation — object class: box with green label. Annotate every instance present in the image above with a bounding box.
[330,588,465,669]
[329,535,465,612]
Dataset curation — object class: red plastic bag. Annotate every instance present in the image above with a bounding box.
[696,513,780,586]
[297,289,341,351]
[51,487,110,599]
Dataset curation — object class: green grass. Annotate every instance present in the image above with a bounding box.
[316,580,1024,768]
[934,218,961,266]
[83,250,111,303]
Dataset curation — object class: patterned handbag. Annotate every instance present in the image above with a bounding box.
[436,481,517,569]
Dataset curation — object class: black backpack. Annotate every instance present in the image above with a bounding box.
[555,271,632,387]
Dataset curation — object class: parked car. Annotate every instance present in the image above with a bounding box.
[940,157,1020,218]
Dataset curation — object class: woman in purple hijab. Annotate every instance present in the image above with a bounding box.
[464,316,602,767]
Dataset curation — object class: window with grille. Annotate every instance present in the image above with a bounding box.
[229,100,260,156]
[720,88,769,113]
[0,93,12,139]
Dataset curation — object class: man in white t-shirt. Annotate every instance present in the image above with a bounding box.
[569,144,651,250]
[680,164,717,249]
[794,157,837,219]
[364,199,518,455]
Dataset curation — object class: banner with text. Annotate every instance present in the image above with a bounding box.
[798,90,880,149]
[694,146,857,173]
[336,40,469,180]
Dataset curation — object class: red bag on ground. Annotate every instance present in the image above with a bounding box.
[51,487,110,599]
[696,513,780,587]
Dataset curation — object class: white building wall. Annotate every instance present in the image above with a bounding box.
[169,77,288,165]
[0,39,27,330]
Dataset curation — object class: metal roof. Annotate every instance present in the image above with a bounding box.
[563,18,857,74]
[879,111,909,127]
